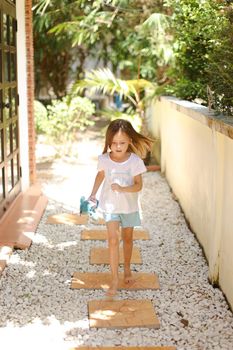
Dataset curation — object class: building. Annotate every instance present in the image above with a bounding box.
[0,0,47,271]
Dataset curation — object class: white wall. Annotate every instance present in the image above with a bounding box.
[16,0,30,191]
[150,96,233,309]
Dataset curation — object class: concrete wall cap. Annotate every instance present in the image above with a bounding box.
[160,96,233,140]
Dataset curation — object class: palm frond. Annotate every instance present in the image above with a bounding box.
[73,68,134,104]
[138,13,173,66]
[32,0,51,14]
[72,68,156,107]
[141,13,171,35]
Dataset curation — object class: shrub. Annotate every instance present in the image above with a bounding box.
[34,100,48,134]
[34,96,95,144]
[206,7,233,115]
[163,0,228,111]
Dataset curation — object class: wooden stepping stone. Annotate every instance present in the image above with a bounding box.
[90,247,142,264]
[46,213,88,225]
[81,229,150,240]
[71,272,159,290]
[88,299,160,329]
[71,347,176,350]
[94,217,105,225]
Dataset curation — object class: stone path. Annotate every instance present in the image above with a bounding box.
[68,219,161,330]
[80,229,150,241]
[71,272,160,290]
[43,200,169,342]
[72,348,175,350]
[0,125,233,349]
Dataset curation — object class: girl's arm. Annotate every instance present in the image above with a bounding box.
[89,170,105,200]
[111,174,142,193]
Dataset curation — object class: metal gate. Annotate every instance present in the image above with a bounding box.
[0,0,21,217]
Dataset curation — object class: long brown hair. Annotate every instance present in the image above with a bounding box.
[103,119,153,159]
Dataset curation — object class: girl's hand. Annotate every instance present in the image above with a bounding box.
[111,183,123,192]
[88,195,97,202]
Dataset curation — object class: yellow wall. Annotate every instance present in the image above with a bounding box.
[150,97,233,309]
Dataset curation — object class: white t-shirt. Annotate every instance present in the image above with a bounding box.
[97,152,147,214]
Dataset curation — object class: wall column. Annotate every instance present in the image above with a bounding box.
[25,0,36,184]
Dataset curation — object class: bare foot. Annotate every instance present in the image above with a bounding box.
[106,279,118,297]
[124,268,135,285]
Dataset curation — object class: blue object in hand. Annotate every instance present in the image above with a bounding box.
[79,196,99,220]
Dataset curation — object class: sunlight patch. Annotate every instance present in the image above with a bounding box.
[26,270,36,279]
[56,241,78,250]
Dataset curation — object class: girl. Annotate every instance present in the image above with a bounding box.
[89,119,153,297]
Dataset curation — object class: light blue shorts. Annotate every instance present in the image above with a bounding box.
[104,211,141,228]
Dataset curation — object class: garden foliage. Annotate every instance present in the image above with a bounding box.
[33,0,233,119]
[163,0,233,115]
[34,96,95,143]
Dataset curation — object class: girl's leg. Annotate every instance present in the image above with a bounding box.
[121,226,134,284]
[106,221,120,296]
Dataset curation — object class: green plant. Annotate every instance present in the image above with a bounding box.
[163,0,227,107]
[73,68,156,131]
[34,100,48,134]
[163,78,206,102]
[33,0,171,94]
[35,96,95,144]
[206,6,233,115]
[34,0,233,116]
[33,0,76,98]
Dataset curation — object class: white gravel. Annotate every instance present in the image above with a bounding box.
[0,160,233,349]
